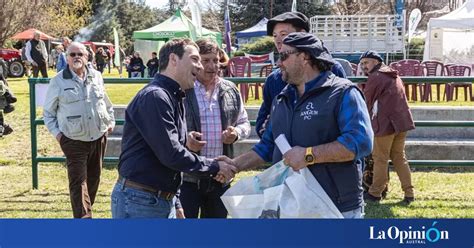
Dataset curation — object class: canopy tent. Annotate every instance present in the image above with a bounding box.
[423,0,474,64]
[133,9,222,63]
[133,9,222,44]
[11,28,55,40]
[235,18,268,47]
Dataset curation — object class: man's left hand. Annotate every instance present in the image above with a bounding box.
[222,126,238,144]
[283,146,308,171]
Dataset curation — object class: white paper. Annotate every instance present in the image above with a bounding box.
[275,134,291,155]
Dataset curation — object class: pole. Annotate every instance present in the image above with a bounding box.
[29,78,38,189]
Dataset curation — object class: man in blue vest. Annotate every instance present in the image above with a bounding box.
[255,12,347,137]
[232,32,373,218]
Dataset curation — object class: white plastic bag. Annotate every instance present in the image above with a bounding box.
[221,161,343,218]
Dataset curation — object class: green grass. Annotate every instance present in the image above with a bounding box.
[0,68,473,218]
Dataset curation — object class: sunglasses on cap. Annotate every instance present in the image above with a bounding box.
[279,50,301,62]
[68,52,84,57]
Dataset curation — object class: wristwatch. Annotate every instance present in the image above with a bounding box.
[304,147,315,165]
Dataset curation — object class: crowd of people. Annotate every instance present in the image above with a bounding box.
[28,11,417,219]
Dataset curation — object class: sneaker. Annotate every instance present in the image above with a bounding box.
[4,92,17,104]
[3,104,14,114]
[2,124,12,135]
[364,192,381,203]
[403,197,415,204]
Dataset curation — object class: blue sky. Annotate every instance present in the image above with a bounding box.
[144,0,168,9]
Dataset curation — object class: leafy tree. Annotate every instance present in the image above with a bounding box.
[41,0,91,39]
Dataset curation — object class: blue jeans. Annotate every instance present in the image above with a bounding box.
[111,181,176,218]
[341,205,364,219]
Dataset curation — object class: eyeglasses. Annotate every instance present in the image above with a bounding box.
[279,50,301,62]
[68,52,84,57]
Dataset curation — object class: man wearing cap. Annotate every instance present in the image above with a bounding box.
[255,11,347,138]
[359,50,415,204]
[231,32,373,218]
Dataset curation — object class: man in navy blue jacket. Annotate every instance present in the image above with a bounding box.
[232,32,373,218]
[256,12,347,137]
[111,39,237,219]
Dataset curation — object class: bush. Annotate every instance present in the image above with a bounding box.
[238,36,275,55]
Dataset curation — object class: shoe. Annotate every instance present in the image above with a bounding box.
[3,104,14,114]
[364,192,381,203]
[403,197,415,204]
[0,124,12,136]
[4,92,17,104]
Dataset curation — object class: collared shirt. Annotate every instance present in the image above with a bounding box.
[118,74,219,193]
[43,66,115,142]
[253,72,372,162]
[194,80,223,158]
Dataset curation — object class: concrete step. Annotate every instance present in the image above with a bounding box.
[105,136,474,161]
[106,106,474,160]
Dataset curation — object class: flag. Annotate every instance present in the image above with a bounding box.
[291,0,297,12]
[224,4,232,54]
[190,0,202,36]
[408,8,421,43]
[113,28,121,74]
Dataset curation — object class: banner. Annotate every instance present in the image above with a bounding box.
[224,3,232,54]
[113,28,120,68]
[408,8,422,43]
[291,0,297,12]
[189,0,202,36]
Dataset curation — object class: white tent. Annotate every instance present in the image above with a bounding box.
[423,0,474,64]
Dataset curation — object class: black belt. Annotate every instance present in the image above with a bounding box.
[118,176,175,201]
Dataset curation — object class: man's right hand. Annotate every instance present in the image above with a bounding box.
[56,133,63,142]
[214,156,238,184]
[186,131,206,152]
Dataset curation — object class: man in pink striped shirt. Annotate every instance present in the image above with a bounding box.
[181,38,250,218]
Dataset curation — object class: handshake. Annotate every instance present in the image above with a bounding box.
[213,155,238,184]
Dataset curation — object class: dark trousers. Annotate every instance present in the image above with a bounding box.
[59,134,107,218]
[179,179,230,218]
[32,63,48,78]
[96,63,105,73]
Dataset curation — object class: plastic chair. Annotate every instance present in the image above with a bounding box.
[394,59,422,101]
[421,60,444,102]
[444,64,472,101]
[228,56,252,102]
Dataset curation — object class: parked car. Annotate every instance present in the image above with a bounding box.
[0,48,25,77]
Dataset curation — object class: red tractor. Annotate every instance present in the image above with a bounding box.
[0,48,25,77]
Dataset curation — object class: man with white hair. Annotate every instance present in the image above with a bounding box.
[43,42,115,218]
[25,31,49,78]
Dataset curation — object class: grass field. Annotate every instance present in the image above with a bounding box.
[0,68,473,218]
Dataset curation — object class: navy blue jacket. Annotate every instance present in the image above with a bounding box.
[255,62,346,138]
[118,74,219,193]
[254,73,373,212]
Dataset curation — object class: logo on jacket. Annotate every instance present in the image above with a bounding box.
[301,102,318,120]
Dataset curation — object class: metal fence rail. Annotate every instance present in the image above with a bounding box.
[29,76,474,188]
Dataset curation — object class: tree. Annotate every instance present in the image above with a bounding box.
[0,0,43,47]
[40,0,91,39]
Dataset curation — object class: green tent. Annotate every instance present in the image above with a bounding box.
[133,9,222,46]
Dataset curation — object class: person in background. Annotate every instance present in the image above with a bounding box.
[111,38,237,219]
[43,42,115,218]
[146,52,159,77]
[25,31,48,78]
[56,45,67,72]
[181,38,250,218]
[95,47,108,73]
[359,50,415,204]
[231,32,373,219]
[255,12,347,138]
[62,37,72,51]
[217,48,230,77]
[127,51,145,78]
[0,69,16,136]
